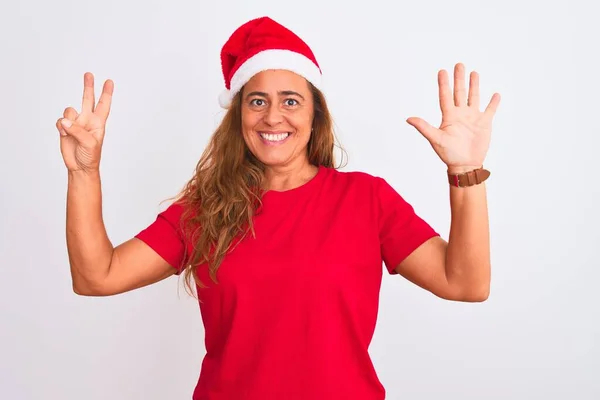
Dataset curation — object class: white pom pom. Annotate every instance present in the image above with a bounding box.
[218,89,231,109]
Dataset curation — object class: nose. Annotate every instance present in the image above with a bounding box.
[263,103,284,126]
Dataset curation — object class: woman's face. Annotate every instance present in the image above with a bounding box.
[240,70,314,169]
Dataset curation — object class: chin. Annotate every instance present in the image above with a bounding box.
[256,153,295,167]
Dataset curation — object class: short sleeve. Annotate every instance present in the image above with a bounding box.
[135,202,186,274]
[376,177,439,274]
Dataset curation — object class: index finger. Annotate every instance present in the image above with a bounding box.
[438,69,453,114]
[82,72,96,113]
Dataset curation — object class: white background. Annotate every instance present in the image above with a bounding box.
[1,0,599,399]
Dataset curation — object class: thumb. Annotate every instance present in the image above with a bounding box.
[406,117,442,146]
[60,119,96,146]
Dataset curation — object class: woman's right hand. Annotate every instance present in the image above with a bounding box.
[56,72,114,173]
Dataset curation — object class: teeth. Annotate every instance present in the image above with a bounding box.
[260,132,290,142]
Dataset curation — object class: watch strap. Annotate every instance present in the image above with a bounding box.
[448,167,490,187]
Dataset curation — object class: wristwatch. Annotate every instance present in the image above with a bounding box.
[447,167,490,187]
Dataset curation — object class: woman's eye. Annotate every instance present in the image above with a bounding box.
[250,98,298,107]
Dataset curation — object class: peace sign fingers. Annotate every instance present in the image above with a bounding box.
[77,72,114,127]
[94,78,114,121]
[81,72,96,115]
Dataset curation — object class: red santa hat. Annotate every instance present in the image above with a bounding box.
[218,16,323,108]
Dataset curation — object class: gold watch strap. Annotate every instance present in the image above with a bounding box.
[448,167,490,187]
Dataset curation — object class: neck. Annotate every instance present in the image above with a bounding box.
[264,161,318,192]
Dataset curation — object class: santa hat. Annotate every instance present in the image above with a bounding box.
[218,16,323,108]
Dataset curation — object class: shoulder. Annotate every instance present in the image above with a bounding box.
[149,199,190,233]
[322,166,396,195]
[322,167,417,218]
[159,200,185,220]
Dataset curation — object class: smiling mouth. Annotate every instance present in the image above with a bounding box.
[259,132,291,143]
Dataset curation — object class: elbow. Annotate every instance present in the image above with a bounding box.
[72,277,111,297]
[440,282,490,303]
[73,282,103,296]
[73,283,94,296]
[70,259,113,296]
[456,284,490,302]
[461,288,490,302]
[443,262,491,302]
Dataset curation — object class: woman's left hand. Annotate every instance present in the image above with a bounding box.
[406,63,501,173]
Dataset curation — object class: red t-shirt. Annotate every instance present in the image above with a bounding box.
[135,165,438,399]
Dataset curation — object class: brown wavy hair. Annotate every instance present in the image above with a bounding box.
[173,82,344,296]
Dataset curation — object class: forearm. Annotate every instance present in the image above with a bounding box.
[66,170,114,291]
[445,181,491,300]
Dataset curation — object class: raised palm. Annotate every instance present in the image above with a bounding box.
[57,72,114,172]
[407,63,500,172]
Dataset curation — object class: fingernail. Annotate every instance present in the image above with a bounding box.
[61,119,72,128]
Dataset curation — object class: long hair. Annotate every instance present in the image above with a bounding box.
[174,82,343,296]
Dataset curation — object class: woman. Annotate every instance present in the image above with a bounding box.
[56,16,500,400]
